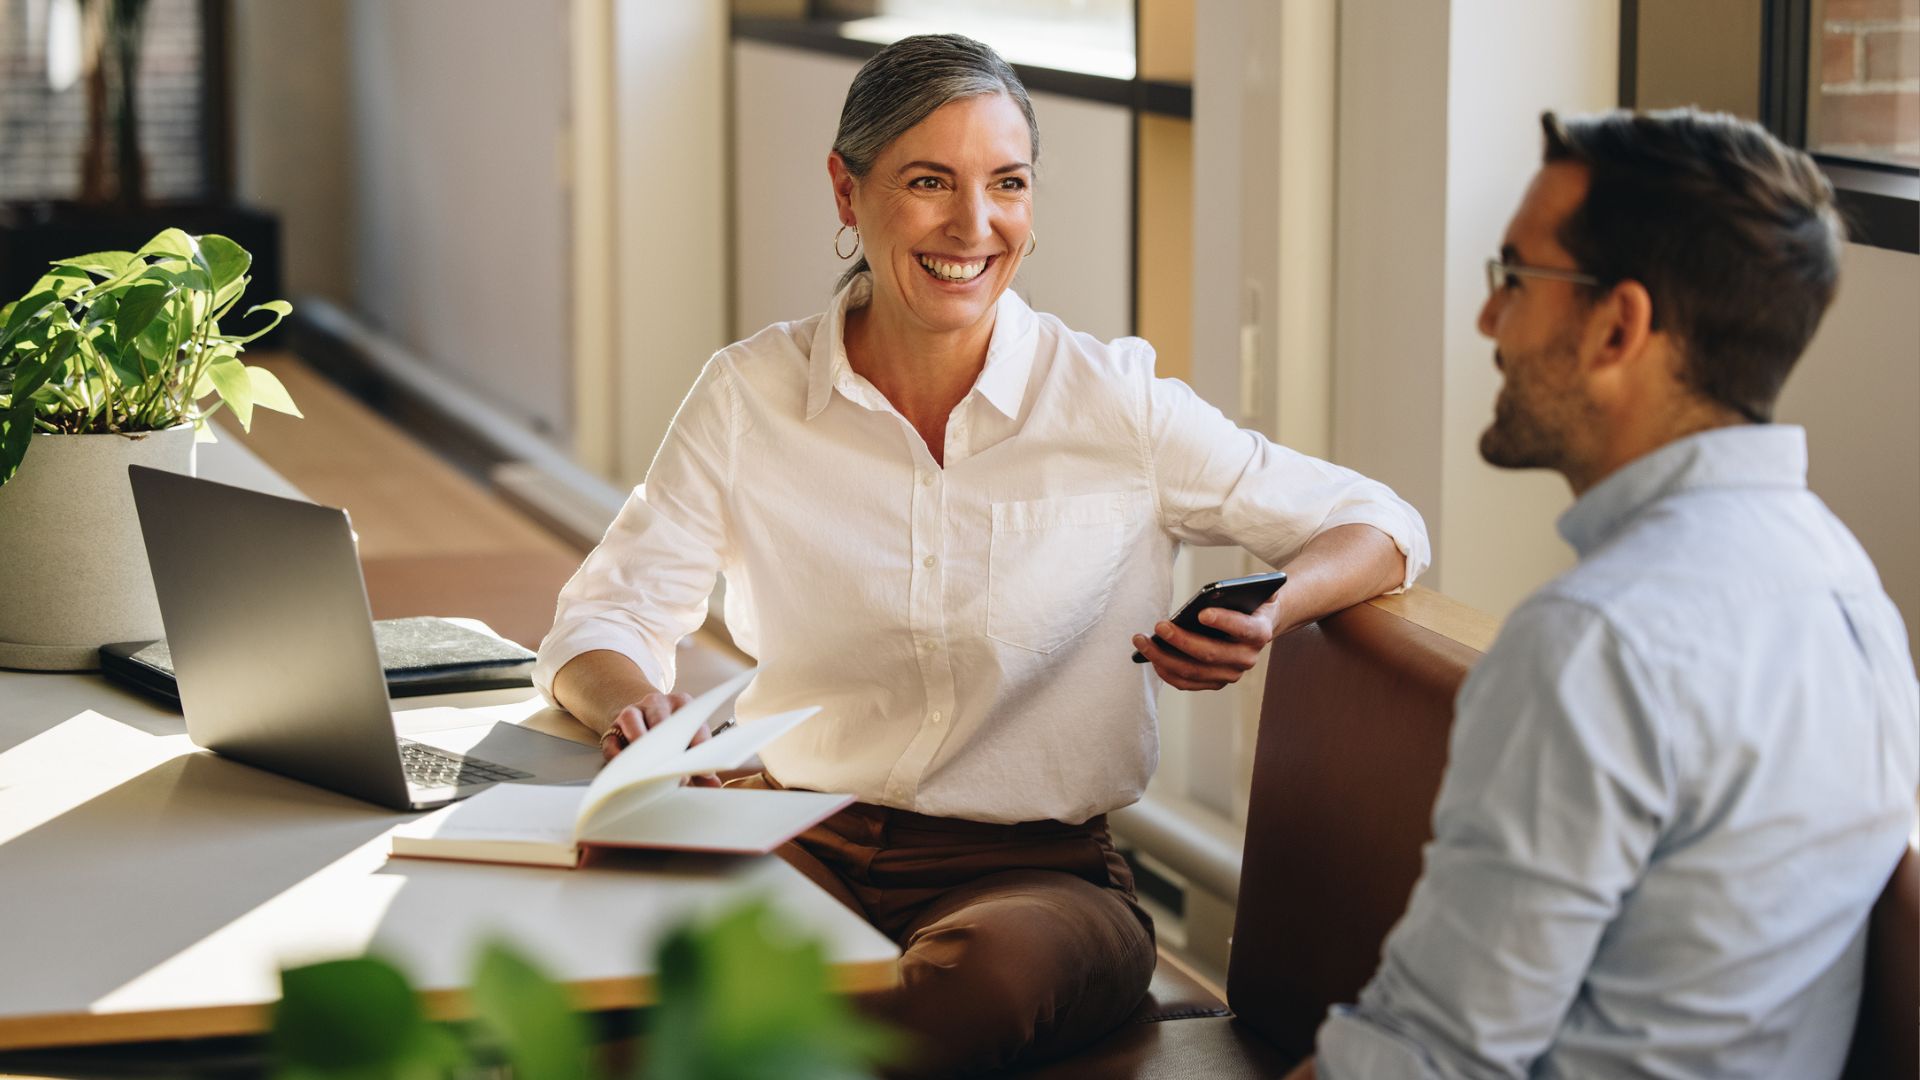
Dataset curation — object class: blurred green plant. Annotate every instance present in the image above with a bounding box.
[269,900,902,1080]
[0,228,298,486]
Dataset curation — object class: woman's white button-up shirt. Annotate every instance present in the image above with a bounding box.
[535,275,1429,824]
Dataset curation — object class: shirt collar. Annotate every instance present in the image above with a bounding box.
[1556,424,1810,557]
[804,273,1038,421]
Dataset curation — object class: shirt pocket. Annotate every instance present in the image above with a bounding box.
[986,491,1141,654]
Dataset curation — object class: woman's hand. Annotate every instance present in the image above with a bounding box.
[1131,590,1285,692]
[1134,525,1407,692]
[600,690,722,786]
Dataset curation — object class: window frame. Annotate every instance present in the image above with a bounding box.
[1619,0,1919,255]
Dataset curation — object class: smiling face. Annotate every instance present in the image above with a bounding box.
[1477,162,1604,477]
[831,93,1035,339]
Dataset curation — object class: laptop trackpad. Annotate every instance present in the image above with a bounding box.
[410,721,601,786]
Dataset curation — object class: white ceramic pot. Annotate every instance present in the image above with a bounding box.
[0,425,197,671]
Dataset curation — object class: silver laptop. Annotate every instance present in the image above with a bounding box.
[128,465,600,811]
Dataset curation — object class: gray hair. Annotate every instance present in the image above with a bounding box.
[833,34,1039,292]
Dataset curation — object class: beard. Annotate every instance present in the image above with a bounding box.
[1478,334,1588,472]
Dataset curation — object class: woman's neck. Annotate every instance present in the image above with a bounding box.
[843,297,997,429]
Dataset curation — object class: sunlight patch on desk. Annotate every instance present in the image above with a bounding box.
[0,710,188,846]
[0,750,405,1040]
[89,835,409,1016]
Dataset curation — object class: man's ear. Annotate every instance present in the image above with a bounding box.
[827,152,858,227]
[1580,278,1661,412]
[1590,279,1655,373]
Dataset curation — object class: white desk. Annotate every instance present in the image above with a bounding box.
[0,441,898,1051]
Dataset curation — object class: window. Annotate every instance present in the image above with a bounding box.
[822,0,1134,80]
[1621,0,1918,253]
[1810,0,1917,169]
[0,0,221,203]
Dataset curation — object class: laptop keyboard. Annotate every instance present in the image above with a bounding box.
[397,740,533,788]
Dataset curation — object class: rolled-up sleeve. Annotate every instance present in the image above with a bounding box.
[1316,599,1672,1080]
[532,357,737,705]
[1146,369,1429,590]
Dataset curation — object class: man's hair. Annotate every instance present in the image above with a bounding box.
[1541,108,1845,422]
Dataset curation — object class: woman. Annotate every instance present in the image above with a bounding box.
[535,34,1428,1078]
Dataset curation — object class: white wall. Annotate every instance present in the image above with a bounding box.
[606,0,729,485]
[1777,243,1920,664]
[346,0,572,442]
[1335,0,1616,616]
[731,40,1131,345]
[1438,0,1617,616]
[1331,0,1452,549]
[229,0,351,305]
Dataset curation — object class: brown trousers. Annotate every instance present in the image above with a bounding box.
[731,773,1157,1078]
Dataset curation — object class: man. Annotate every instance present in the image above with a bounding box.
[1290,109,1918,1079]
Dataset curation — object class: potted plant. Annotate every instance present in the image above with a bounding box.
[0,227,297,671]
[269,900,902,1079]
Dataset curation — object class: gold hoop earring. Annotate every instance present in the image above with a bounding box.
[1023,232,1037,258]
[834,224,860,260]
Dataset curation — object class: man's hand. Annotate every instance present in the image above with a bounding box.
[1131,589,1285,691]
[600,690,721,786]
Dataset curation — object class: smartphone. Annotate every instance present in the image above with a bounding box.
[1131,571,1288,663]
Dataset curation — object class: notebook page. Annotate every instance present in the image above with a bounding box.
[573,668,754,830]
[575,705,822,834]
[399,783,583,847]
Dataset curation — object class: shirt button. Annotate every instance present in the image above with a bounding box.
[920,473,934,486]
[929,710,943,725]
[923,555,936,568]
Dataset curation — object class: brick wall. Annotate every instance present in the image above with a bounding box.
[1819,0,1920,165]
[0,0,208,202]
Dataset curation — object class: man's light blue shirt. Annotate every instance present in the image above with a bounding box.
[1317,425,1919,1079]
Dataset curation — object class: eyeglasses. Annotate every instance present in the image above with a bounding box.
[1485,257,1602,299]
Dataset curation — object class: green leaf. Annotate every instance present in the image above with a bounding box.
[221,299,293,346]
[134,307,179,364]
[213,272,251,316]
[248,364,303,417]
[206,356,254,430]
[468,941,590,1080]
[198,234,252,291]
[79,291,120,334]
[270,956,466,1077]
[142,263,213,294]
[114,281,173,350]
[29,266,94,300]
[0,289,61,353]
[136,228,196,260]
[2,346,57,409]
[29,333,82,396]
[271,957,422,1069]
[643,900,903,1080]
[0,402,35,486]
[52,250,139,278]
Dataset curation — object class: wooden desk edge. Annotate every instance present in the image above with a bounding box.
[0,959,899,1052]
[1367,585,1500,654]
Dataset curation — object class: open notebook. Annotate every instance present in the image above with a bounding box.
[390,670,851,867]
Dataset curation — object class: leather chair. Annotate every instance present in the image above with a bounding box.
[1022,589,1918,1079]
[1844,844,1919,1080]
